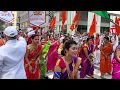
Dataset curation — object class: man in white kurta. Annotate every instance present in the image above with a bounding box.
[0,26,27,79]
[111,33,118,60]
[94,33,100,65]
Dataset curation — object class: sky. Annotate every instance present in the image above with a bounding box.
[107,11,120,15]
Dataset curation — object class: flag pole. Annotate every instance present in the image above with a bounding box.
[92,11,120,27]
[110,19,120,27]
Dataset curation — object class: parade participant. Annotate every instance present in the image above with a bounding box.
[60,35,64,43]
[99,30,110,46]
[46,40,59,72]
[94,33,100,65]
[0,26,27,79]
[53,39,81,79]
[0,37,5,46]
[99,33,104,46]
[41,37,47,45]
[39,34,51,79]
[72,34,81,57]
[77,34,83,56]
[25,34,42,79]
[111,33,118,60]
[72,34,79,44]
[100,36,112,78]
[26,30,35,45]
[104,30,110,38]
[39,40,51,79]
[79,37,94,79]
[112,38,120,79]
[58,36,69,55]
[44,34,49,43]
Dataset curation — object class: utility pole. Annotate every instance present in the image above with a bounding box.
[18,16,21,31]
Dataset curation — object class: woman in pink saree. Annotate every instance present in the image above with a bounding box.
[46,40,59,71]
[112,38,120,79]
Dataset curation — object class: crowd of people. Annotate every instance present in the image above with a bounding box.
[0,26,120,79]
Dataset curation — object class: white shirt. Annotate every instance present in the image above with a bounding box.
[60,36,64,43]
[73,36,79,43]
[0,37,27,79]
[98,35,104,48]
[111,35,118,52]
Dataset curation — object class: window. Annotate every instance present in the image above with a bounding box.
[77,25,87,33]
[80,11,88,21]
[100,27,110,34]
[64,25,67,34]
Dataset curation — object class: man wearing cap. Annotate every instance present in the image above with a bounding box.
[0,26,27,79]
[26,30,35,45]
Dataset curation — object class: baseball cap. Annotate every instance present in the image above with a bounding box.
[4,26,18,37]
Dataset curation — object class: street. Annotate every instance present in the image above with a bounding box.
[93,64,112,79]
[77,63,112,79]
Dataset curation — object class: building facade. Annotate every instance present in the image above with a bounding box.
[54,11,112,35]
[17,11,29,30]
[17,11,120,34]
[12,11,17,28]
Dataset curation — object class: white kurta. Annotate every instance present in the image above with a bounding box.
[0,37,27,79]
[111,35,118,60]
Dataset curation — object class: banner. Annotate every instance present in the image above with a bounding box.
[110,25,116,34]
[0,11,14,23]
[29,11,46,27]
[110,15,116,34]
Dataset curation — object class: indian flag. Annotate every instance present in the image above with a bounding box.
[92,11,110,19]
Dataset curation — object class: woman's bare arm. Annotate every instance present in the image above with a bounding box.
[83,47,89,60]
[74,57,81,79]
[116,49,120,62]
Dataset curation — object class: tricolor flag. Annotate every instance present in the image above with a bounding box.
[92,11,110,19]
[92,11,120,33]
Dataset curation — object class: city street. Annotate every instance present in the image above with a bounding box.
[0,11,119,79]
[93,64,112,79]
[77,63,112,79]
